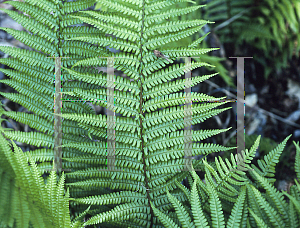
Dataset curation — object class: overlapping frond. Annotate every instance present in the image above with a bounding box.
[249,135,292,183]
[0,129,76,228]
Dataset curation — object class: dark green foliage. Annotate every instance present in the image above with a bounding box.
[197,0,300,79]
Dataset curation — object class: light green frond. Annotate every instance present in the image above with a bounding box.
[0,46,54,70]
[250,134,292,179]
[248,208,270,228]
[205,176,225,228]
[83,202,148,226]
[295,179,300,194]
[76,10,141,31]
[0,27,56,55]
[14,186,30,228]
[244,135,261,164]
[144,25,208,49]
[188,32,211,48]
[146,128,230,152]
[278,1,298,32]
[56,173,71,227]
[74,191,147,206]
[143,102,229,128]
[0,174,15,225]
[1,130,54,148]
[0,68,53,96]
[190,176,209,228]
[143,92,226,112]
[22,0,56,14]
[71,205,91,227]
[250,170,289,223]
[0,58,52,82]
[67,35,140,54]
[288,194,299,228]
[4,1,58,30]
[282,181,300,217]
[250,185,285,227]
[0,136,74,227]
[145,5,205,26]
[13,143,76,227]
[0,8,57,43]
[150,201,181,228]
[0,161,17,227]
[165,187,194,228]
[95,0,143,19]
[144,19,211,37]
[61,0,95,14]
[70,14,140,42]
[46,170,58,223]
[226,186,246,228]
[143,72,218,99]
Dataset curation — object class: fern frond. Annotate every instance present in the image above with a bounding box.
[205,175,225,228]
[190,175,209,228]
[0,8,57,43]
[288,193,299,228]
[294,141,300,180]
[250,134,292,181]
[165,186,194,228]
[150,201,181,228]
[283,179,300,217]
[145,5,205,26]
[0,130,76,227]
[226,186,246,228]
[249,184,285,227]
[248,208,270,228]
[250,170,289,224]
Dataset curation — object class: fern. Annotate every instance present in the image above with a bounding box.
[150,137,300,228]
[0,0,116,224]
[1,1,300,228]
[48,1,234,227]
[248,135,291,184]
[0,0,233,226]
[0,129,80,228]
